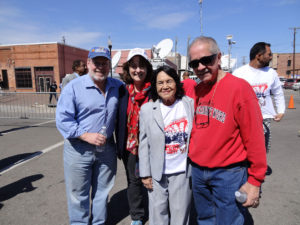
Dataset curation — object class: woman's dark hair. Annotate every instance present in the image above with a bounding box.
[151,65,184,101]
[72,60,84,72]
[122,56,153,84]
[250,42,271,61]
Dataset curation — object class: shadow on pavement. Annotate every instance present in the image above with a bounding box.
[0,174,44,208]
[0,125,37,134]
[244,209,254,225]
[0,151,42,173]
[106,188,129,225]
[0,152,42,173]
[266,165,273,176]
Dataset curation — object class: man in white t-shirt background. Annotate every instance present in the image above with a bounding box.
[233,42,285,170]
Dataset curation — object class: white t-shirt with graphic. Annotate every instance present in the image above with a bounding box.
[233,64,285,119]
[160,99,189,174]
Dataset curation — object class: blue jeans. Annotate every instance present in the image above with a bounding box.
[191,163,247,225]
[64,138,117,225]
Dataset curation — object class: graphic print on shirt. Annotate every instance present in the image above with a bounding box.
[251,83,268,106]
[195,101,226,124]
[164,118,188,155]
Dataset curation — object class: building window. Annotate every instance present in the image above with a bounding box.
[15,68,32,88]
[287,60,291,67]
[35,67,54,72]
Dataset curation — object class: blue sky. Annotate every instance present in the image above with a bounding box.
[0,0,299,66]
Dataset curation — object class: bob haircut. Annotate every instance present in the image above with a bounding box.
[122,55,153,85]
[151,65,184,102]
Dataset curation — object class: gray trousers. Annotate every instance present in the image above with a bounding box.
[148,172,192,225]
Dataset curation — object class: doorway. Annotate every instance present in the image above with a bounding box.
[1,70,9,89]
[34,67,54,92]
[37,76,51,92]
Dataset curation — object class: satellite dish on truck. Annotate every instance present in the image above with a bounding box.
[152,38,173,59]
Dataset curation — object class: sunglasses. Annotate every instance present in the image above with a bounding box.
[194,100,212,129]
[188,54,217,69]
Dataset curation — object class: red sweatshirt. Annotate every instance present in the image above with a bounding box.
[182,78,197,98]
[189,73,267,186]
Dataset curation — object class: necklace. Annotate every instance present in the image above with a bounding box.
[210,80,220,103]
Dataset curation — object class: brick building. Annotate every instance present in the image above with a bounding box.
[0,43,178,93]
[271,53,300,78]
[0,42,88,92]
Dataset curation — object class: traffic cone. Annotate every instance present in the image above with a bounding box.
[288,95,296,109]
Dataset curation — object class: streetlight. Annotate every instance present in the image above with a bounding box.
[108,36,112,77]
[226,35,236,73]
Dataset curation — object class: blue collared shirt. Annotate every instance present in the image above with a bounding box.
[56,74,123,139]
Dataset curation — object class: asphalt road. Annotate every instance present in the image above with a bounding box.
[0,89,299,225]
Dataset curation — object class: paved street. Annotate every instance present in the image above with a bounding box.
[0,89,299,225]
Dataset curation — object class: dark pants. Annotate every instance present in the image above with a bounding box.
[49,93,57,103]
[122,151,147,221]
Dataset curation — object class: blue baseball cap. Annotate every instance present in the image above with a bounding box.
[88,47,111,60]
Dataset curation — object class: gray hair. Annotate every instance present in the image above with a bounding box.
[188,36,220,61]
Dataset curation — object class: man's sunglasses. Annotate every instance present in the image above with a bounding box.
[188,54,217,69]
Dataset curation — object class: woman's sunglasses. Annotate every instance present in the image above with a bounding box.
[188,54,217,69]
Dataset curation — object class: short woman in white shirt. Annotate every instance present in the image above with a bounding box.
[138,66,194,225]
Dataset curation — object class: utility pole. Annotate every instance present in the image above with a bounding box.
[289,27,300,78]
[198,0,203,35]
[186,36,190,71]
[242,56,246,65]
[175,37,178,73]
[62,36,66,80]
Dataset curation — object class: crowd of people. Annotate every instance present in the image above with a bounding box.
[55,36,285,225]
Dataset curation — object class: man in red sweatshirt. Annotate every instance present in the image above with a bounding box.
[181,71,197,98]
[188,36,267,225]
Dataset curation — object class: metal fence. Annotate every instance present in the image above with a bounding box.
[0,92,60,119]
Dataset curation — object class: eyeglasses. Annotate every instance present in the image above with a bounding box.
[188,54,217,69]
[92,59,109,68]
[156,79,175,87]
[194,100,212,128]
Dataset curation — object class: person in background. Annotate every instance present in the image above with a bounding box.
[188,36,267,225]
[119,48,153,225]
[56,46,125,225]
[61,60,87,89]
[139,65,194,225]
[233,42,285,165]
[49,80,58,104]
[181,71,197,98]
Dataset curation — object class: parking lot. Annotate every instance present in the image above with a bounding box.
[0,89,300,225]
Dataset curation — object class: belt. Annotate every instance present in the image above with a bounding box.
[191,160,248,170]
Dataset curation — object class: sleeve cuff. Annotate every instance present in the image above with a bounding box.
[247,176,263,187]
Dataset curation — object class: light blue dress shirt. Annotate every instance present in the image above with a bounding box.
[56,74,123,139]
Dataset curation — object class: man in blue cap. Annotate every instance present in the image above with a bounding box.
[56,46,126,225]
